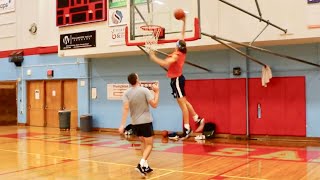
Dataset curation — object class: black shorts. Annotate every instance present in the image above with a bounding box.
[170,75,186,98]
[132,122,154,137]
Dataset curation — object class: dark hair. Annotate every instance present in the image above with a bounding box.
[176,40,187,53]
[127,73,138,85]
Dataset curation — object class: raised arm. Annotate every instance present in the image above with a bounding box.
[180,16,186,40]
[149,51,178,68]
[148,83,160,108]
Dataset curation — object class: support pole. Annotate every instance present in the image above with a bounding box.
[202,33,266,67]
[250,22,269,45]
[218,0,287,33]
[255,0,262,20]
[213,35,320,68]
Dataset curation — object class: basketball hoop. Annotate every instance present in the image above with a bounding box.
[140,25,164,52]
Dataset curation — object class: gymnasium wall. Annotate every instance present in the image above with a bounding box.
[0,0,58,51]
[1,0,320,56]
[88,43,320,137]
[0,0,320,137]
[0,54,90,125]
[0,42,319,136]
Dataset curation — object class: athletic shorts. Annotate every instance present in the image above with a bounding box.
[170,75,186,98]
[132,122,154,137]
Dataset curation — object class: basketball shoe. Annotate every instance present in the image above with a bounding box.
[135,164,146,177]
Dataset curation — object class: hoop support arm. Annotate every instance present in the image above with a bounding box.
[205,33,320,68]
[202,33,266,67]
[218,0,287,33]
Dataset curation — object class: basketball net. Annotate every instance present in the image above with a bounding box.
[141,25,161,53]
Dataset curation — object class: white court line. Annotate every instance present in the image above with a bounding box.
[0,148,268,180]
[148,171,175,180]
[0,148,74,160]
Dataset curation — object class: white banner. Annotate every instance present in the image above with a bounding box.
[107,84,129,100]
[109,26,126,46]
[0,0,15,14]
[107,81,158,100]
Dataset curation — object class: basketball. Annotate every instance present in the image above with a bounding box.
[162,130,169,138]
[161,137,169,143]
[174,9,185,20]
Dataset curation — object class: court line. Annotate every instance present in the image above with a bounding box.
[183,156,217,169]
[0,148,267,180]
[209,159,260,179]
[148,171,175,180]
[0,148,74,160]
[82,159,266,180]
[0,159,74,176]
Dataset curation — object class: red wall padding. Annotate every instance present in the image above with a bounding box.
[185,79,247,134]
[249,77,306,136]
[185,77,306,136]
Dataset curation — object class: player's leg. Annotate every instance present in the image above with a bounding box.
[142,136,154,173]
[176,97,191,132]
[172,75,192,137]
[139,136,145,154]
[133,124,147,176]
[185,99,205,132]
[135,123,154,174]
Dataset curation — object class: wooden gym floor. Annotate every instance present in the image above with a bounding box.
[0,126,320,180]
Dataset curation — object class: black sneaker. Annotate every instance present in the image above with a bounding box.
[181,128,192,139]
[143,166,153,173]
[135,164,146,177]
[196,117,204,125]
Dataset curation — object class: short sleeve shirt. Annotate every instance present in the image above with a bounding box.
[122,86,154,125]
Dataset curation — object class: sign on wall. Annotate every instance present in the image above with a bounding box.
[308,0,320,3]
[108,8,128,27]
[60,30,96,50]
[109,26,126,46]
[306,0,320,28]
[107,83,129,100]
[0,0,15,14]
[107,81,158,100]
[109,0,146,8]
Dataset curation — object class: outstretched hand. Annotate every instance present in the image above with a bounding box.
[149,50,157,62]
[151,83,159,93]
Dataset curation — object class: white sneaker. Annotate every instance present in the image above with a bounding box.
[168,135,179,140]
[195,135,205,140]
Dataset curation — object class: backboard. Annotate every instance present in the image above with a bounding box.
[125,0,200,46]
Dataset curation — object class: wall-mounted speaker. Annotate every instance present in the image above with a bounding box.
[9,51,24,67]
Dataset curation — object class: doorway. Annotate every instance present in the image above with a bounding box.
[0,81,17,125]
[27,80,78,128]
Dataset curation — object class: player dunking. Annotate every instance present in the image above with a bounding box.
[149,12,205,138]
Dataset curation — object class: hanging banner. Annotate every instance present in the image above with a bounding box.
[109,26,126,46]
[0,0,15,14]
[109,0,146,8]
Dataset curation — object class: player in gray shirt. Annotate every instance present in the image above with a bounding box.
[119,73,159,177]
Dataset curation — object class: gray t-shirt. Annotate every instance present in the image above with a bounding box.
[122,86,154,125]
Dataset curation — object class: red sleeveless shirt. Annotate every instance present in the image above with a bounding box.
[166,51,185,78]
